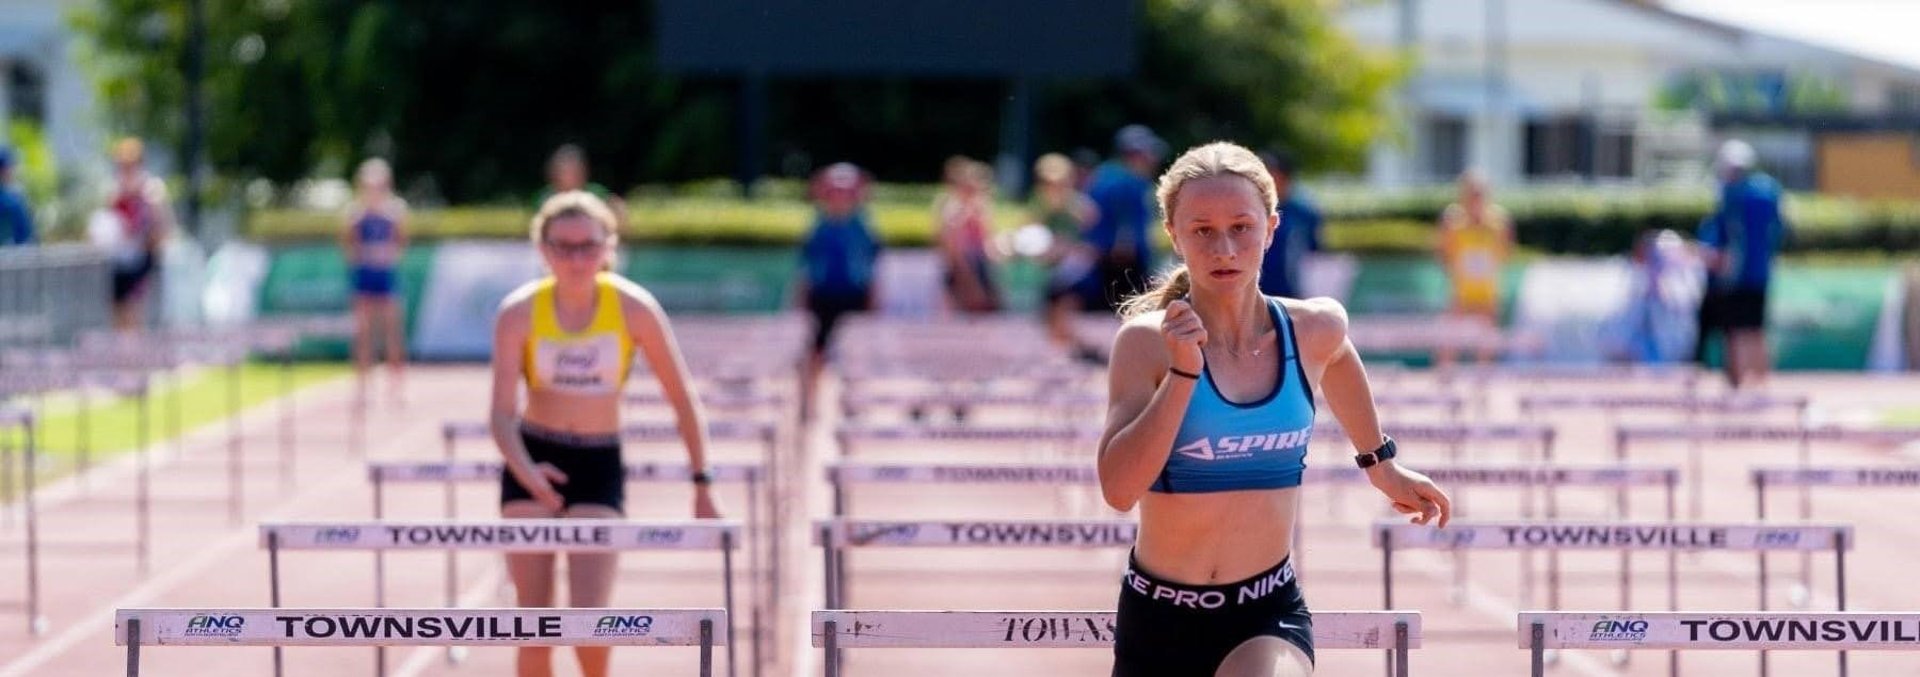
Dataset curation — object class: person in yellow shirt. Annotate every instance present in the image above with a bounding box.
[1436,170,1512,370]
[488,191,720,677]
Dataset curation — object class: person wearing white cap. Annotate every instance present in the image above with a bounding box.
[1694,138,1786,388]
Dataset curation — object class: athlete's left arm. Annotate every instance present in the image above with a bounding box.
[621,281,722,519]
[1292,298,1451,527]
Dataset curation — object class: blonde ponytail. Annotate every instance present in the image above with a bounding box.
[1120,266,1192,319]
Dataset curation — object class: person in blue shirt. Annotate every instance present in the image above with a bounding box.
[1256,150,1321,299]
[1695,139,1786,389]
[0,147,34,247]
[1080,125,1167,311]
[796,163,882,416]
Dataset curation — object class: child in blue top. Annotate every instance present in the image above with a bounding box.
[796,163,881,415]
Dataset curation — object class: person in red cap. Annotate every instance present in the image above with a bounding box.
[795,162,882,417]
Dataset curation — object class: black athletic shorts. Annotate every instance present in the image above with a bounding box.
[1719,287,1768,330]
[1112,554,1313,676]
[500,424,625,513]
[806,291,868,353]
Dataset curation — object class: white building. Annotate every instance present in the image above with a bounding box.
[1340,0,1920,189]
[0,0,105,176]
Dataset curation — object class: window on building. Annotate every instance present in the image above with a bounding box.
[1524,115,1636,180]
[1426,115,1468,180]
[1891,84,1920,115]
[7,61,47,123]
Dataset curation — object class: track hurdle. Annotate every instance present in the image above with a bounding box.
[833,423,1101,462]
[436,419,779,623]
[1523,392,1809,521]
[1519,611,1916,677]
[0,405,42,634]
[1619,424,1920,602]
[260,519,744,677]
[824,461,1100,517]
[1379,521,1849,610]
[0,363,156,574]
[115,607,726,676]
[813,609,1423,677]
[814,518,1135,611]
[366,458,767,675]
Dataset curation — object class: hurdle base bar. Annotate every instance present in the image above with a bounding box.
[812,610,1418,662]
[1521,611,1920,677]
[115,608,726,677]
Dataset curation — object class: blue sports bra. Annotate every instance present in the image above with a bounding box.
[1151,297,1316,493]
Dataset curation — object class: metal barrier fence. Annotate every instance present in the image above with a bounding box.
[0,244,110,346]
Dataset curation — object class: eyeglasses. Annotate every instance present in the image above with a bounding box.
[543,238,607,259]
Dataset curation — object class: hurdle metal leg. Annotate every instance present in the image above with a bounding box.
[228,359,243,525]
[1837,533,1850,676]
[1394,620,1409,677]
[137,384,151,575]
[278,349,293,490]
[824,619,840,677]
[1529,621,1544,677]
[126,617,141,677]
[25,419,42,634]
[700,618,714,677]
[442,429,457,613]
[723,531,738,677]
[1381,535,1395,677]
[269,532,284,677]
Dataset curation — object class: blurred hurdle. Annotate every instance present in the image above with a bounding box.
[0,405,42,634]
[813,609,1422,677]
[115,607,726,677]
[833,423,1101,460]
[1523,392,1810,521]
[1518,611,1911,677]
[824,461,1100,517]
[0,362,155,573]
[814,517,1135,610]
[1381,520,1851,675]
[260,519,745,677]
[1618,423,1920,604]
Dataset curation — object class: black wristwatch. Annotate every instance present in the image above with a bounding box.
[1354,436,1398,469]
[691,470,713,486]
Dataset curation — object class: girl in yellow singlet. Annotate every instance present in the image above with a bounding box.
[489,191,720,677]
[1436,170,1512,368]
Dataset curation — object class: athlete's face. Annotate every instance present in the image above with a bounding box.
[1166,174,1277,294]
[541,215,611,279]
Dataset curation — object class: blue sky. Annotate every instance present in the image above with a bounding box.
[1664,0,1920,71]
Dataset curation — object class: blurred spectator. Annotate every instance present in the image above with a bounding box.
[1081,124,1166,311]
[795,163,881,416]
[91,138,173,331]
[537,144,628,231]
[1695,139,1787,389]
[1256,149,1322,299]
[1028,152,1100,358]
[934,156,1002,314]
[0,147,32,246]
[1436,168,1512,368]
[341,158,411,404]
[1606,229,1704,363]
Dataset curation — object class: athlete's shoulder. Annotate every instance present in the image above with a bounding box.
[1280,296,1349,355]
[1110,310,1169,362]
[497,279,545,315]
[600,273,660,307]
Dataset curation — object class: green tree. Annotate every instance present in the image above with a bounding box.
[71,0,1397,200]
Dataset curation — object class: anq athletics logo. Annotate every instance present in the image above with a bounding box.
[184,614,246,637]
[593,615,654,637]
[1588,619,1649,642]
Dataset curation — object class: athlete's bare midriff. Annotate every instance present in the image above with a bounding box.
[1134,485,1299,585]
[522,389,621,436]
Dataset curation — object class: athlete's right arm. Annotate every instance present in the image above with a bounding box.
[489,292,563,511]
[1097,307,1203,512]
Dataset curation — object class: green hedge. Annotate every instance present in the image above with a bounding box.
[249,183,1920,255]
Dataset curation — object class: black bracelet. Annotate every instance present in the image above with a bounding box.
[1168,366,1201,381]
[691,470,713,486]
